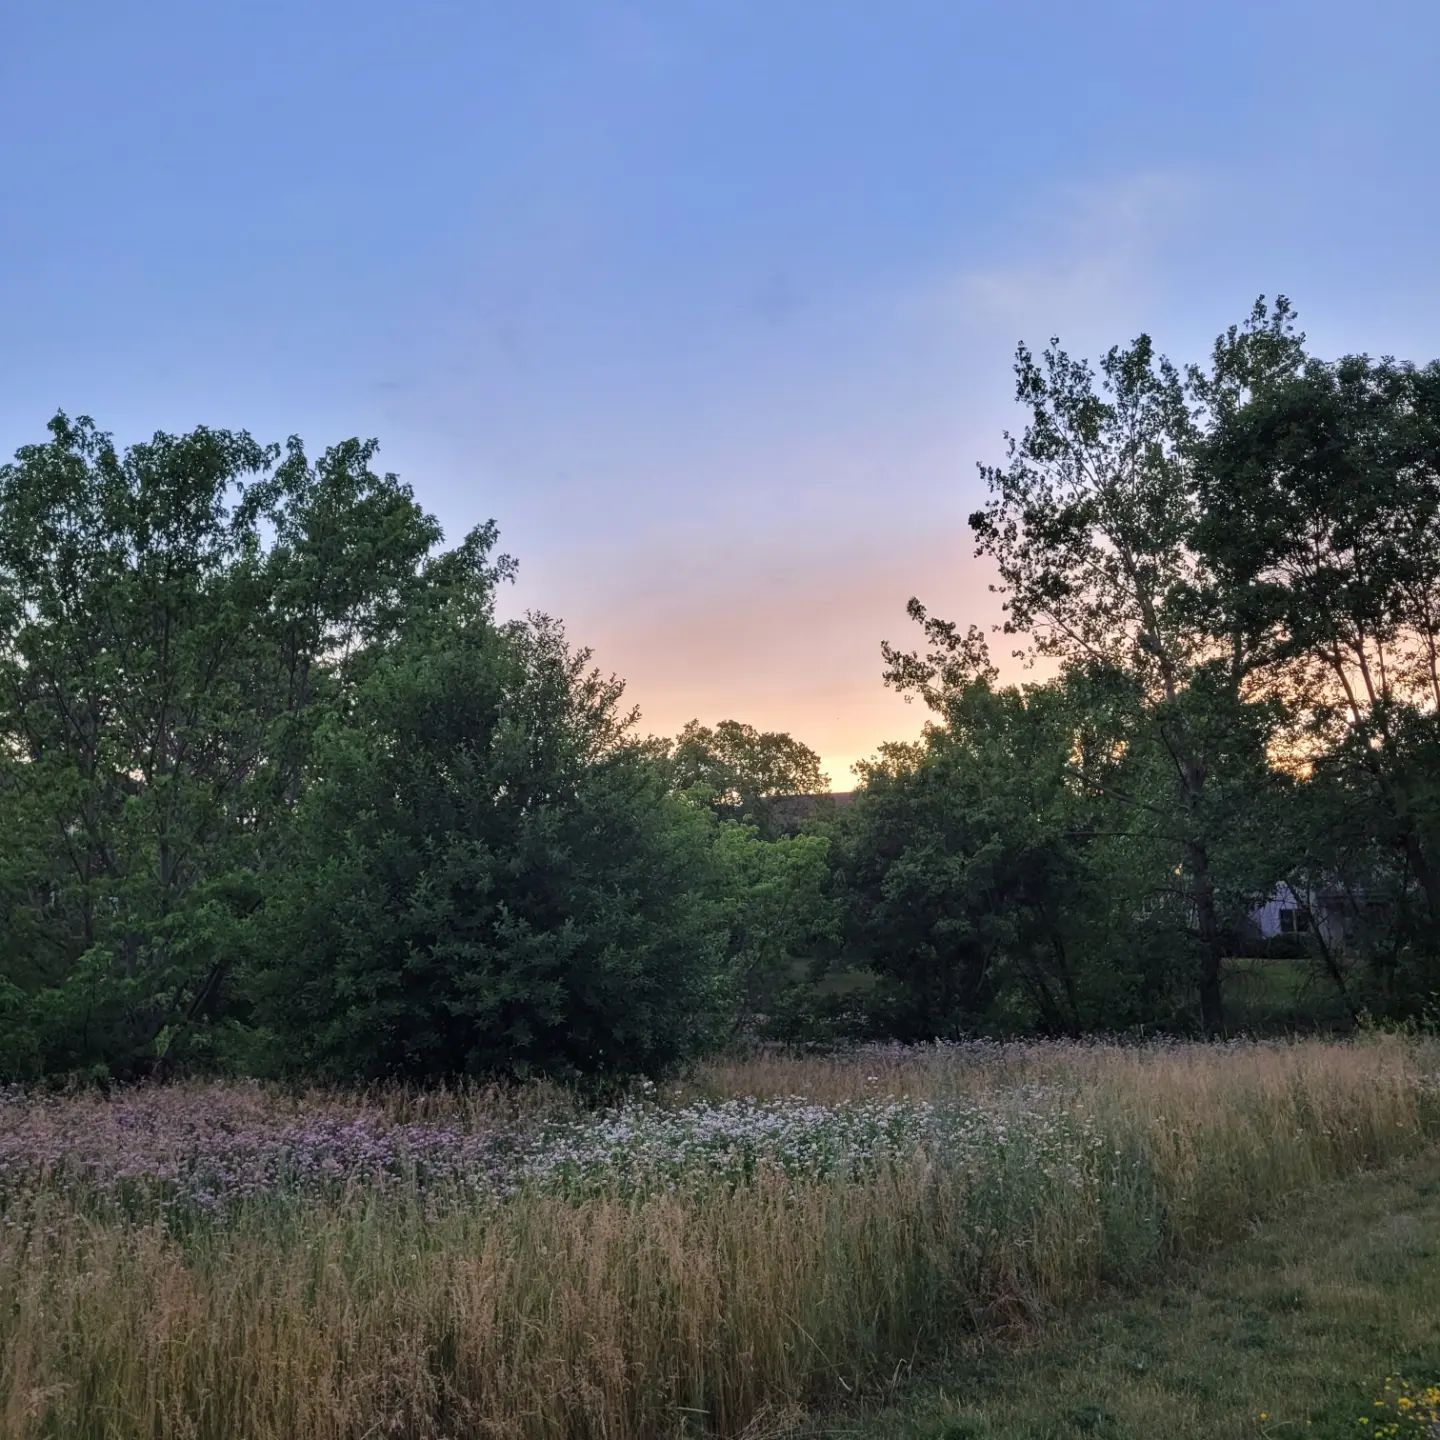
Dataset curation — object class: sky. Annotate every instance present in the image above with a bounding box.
[3,2,1439,782]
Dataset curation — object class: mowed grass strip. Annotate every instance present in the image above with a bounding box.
[825,1144,1440,1440]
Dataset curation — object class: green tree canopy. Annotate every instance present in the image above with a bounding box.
[668,718,828,834]
[845,661,1192,1038]
[885,300,1305,1031]
[0,415,475,1078]
[1196,353,1440,946]
[252,612,729,1081]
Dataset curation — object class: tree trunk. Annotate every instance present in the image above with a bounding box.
[1303,891,1360,1026]
[1399,825,1440,939]
[1187,837,1226,1035]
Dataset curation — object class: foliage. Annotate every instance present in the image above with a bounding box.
[1197,353,1440,974]
[0,416,727,1083]
[0,416,455,1079]
[10,296,1440,1080]
[709,821,839,1035]
[668,717,828,833]
[884,300,1318,1032]
[841,669,1188,1036]
[252,612,728,1081]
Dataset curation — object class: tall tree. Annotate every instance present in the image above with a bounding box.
[1196,353,1440,946]
[0,414,475,1078]
[890,301,1305,1031]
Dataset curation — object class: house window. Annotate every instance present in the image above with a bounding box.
[1279,907,1311,934]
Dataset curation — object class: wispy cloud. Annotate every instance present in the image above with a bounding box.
[930,169,1213,348]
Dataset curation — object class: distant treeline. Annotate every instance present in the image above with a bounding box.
[4,297,1440,1082]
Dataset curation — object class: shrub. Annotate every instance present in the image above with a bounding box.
[253,614,728,1081]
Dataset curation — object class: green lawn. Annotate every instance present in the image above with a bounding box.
[807,1147,1440,1440]
[1223,955,1357,1031]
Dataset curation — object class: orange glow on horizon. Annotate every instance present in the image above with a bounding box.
[511,529,1012,789]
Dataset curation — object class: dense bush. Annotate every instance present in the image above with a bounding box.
[252,612,729,1080]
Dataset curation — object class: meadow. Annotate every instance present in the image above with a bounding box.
[2,1037,1437,1440]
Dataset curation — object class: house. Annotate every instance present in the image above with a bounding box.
[1248,881,1385,953]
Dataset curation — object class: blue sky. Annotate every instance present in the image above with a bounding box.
[3,1,1438,777]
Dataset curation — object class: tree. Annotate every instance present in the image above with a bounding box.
[0,415,456,1079]
[668,719,828,834]
[253,609,729,1081]
[890,301,1305,1031]
[841,669,1164,1036]
[710,822,838,1036]
[1196,353,1440,956]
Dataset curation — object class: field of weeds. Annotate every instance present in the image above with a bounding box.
[2,1037,1437,1439]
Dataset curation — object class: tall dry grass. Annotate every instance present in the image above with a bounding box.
[1,1037,1436,1440]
